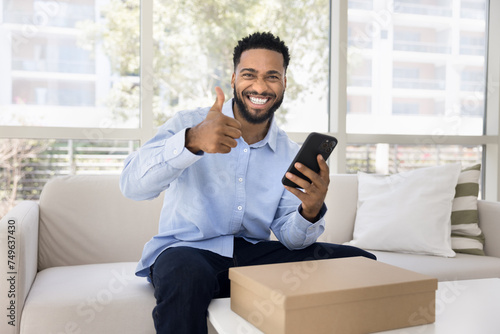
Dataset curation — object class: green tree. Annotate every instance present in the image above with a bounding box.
[78,0,330,126]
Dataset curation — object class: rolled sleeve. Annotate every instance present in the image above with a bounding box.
[288,203,327,246]
[121,127,204,201]
[273,201,327,250]
[159,128,203,170]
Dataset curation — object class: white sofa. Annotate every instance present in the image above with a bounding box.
[1,174,500,334]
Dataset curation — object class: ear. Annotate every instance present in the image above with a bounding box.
[284,75,287,89]
[231,72,236,88]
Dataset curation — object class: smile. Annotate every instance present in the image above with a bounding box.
[248,96,270,105]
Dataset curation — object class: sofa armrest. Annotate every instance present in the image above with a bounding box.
[478,200,500,258]
[0,201,39,334]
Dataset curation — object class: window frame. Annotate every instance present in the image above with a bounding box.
[2,0,500,200]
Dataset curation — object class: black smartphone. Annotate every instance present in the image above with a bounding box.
[282,132,338,188]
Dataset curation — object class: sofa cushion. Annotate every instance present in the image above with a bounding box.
[452,164,485,255]
[347,164,461,257]
[38,175,163,270]
[20,262,155,334]
[372,250,500,281]
[320,174,359,244]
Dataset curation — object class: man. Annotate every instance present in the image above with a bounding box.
[120,32,375,334]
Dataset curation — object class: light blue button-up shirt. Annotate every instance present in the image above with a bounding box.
[120,99,326,277]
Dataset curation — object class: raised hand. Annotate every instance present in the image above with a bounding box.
[186,87,242,154]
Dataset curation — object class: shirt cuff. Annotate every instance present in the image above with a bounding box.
[163,128,204,170]
[295,203,327,244]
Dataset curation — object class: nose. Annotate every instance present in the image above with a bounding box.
[251,77,268,94]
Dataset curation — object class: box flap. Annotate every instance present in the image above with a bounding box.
[229,257,437,310]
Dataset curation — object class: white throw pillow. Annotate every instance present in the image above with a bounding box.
[347,164,461,257]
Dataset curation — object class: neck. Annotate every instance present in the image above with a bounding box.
[233,104,271,145]
[241,120,271,145]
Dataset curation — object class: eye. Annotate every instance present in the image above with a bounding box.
[242,73,254,78]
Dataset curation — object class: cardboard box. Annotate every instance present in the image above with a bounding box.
[229,257,437,334]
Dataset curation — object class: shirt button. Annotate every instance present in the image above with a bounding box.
[173,149,178,155]
[243,149,248,152]
[238,178,243,182]
[237,206,243,211]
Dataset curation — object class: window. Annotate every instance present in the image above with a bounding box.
[336,0,498,201]
[151,0,331,132]
[343,1,489,186]
[346,0,488,136]
[0,138,138,215]
[346,144,482,175]
[1,0,141,128]
[0,0,141,217]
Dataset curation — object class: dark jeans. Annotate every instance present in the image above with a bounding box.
[149,238,376,334]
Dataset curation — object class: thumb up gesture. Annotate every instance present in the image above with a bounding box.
[185,87,242,154]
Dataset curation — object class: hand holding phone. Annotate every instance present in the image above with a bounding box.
[282,132,337,189]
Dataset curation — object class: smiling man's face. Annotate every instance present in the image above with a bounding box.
[231,48,287,125]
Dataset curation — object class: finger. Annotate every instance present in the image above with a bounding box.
[225,117,242,130]
[285,172,312,190]
[216,145,232,154]
[284,185,306,200]
[211,86,225,113]
[219,134,239,148]
[296,156,328,186]
[293,163,319,186]
[317,154,330,183]
[224,126,242,140]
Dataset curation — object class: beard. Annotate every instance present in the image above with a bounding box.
[233,87,285,124]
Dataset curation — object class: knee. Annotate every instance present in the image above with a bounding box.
[343,245,377,260]
[151,248,217,296]
[365,250,377,260]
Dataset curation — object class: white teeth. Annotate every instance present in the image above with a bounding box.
[249,96,268,105]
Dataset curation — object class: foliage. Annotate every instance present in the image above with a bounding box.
[0,139,48,218]
[77,0,330,126]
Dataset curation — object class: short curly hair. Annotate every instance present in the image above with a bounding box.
[233,32,290,72]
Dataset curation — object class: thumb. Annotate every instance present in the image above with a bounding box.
[211,86,225,113]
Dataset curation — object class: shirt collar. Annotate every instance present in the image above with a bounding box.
[223,98,278,152]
